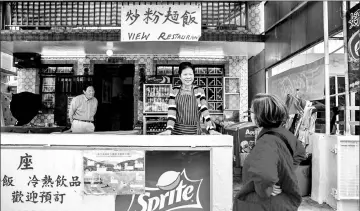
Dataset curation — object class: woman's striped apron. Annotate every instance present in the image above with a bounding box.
[172,88,202,135]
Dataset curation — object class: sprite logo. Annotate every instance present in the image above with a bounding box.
[126,169,202,211]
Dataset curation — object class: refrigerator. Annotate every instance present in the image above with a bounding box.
[143,84,172,135]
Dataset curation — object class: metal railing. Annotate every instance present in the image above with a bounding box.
[2,1,247,30]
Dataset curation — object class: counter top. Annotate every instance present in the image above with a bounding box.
[1,126,66,133]
[1,133,233,148]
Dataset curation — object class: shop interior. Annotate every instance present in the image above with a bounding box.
[93,64,135,132]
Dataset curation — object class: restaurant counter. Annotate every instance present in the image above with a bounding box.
[1,133,233,211]
[309,133,359,211]
[1,126,66,133]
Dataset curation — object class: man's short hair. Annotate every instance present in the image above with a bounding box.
[83,82,94,91]
[251,93,288,128]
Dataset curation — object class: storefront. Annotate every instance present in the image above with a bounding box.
[1,2,262,209]
[0,1,265,134]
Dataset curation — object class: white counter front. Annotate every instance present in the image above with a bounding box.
[1,133,233,211]
[310,134,359,211]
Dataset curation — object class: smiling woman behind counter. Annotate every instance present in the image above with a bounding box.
[159,62,221,135]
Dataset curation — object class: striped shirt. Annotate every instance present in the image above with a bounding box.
[166,86,214,132]
[69,94,98,123]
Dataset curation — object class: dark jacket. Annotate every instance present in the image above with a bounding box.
[234,126,306,211]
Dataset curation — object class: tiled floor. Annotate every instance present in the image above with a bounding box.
[233,178,334,211]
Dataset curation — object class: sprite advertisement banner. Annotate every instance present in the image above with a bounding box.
[346,3,360,93]
[115,151,210,211]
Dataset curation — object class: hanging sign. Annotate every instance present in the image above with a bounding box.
[121,4,201,41]
[346,3,360,93]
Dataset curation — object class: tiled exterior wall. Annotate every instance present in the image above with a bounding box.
[229,56,248,121]
[247,2,264,34]
[1,75,17,126]
[17,54,249,126]
[229,2,263,35]
[17,68,37,93]
[13,68,55,125]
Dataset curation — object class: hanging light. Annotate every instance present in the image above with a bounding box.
[106,49,113,57]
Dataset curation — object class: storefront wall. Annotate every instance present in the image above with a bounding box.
[15,55,248,127]
[248,1,343,103]
[6,1,265,127]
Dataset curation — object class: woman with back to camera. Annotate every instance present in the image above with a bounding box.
[234,93,306,211]
[159,62,221,135]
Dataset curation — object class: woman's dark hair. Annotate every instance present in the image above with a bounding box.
[251,93,288,128]
[178,62,194,76]
[83,82,94,91]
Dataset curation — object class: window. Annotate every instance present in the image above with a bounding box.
[314,75,346,134]
[155,65,225,113]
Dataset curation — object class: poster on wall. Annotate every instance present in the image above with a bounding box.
[268,58,325,101]
[0,150,85,211]
[346,3,360,93]
[83,150,145,195]
[115,151,210,211]
[121,4,201,41]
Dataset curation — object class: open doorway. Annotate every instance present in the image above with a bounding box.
[93,64,135,131]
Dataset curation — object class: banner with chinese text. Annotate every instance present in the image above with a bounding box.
[121,4,201,41]
[346,3,360,93]
[83,150,145,195]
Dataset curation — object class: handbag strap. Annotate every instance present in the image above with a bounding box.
[261,131,294,157]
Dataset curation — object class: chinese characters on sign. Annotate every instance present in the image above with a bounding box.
[1,150,84,211]
[17,153,33,170]
[121,5,201,41]
[2,174,81,204]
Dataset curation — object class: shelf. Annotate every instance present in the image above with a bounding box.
[146,96,168,98]
[42,92,56,94]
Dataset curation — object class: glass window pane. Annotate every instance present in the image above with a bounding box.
[339,124,344,135]
[338,94,345,107]
[339,110,344,121]
[330,96,336,108]
[337,77,345,93]
[356,93,359,106]
[330,76,336,95]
